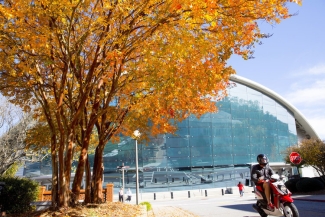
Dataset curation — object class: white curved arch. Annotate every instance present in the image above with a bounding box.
[230,75,319,139]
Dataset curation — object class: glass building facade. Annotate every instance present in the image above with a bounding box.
[99,81,298,192]
[24,80,299,192]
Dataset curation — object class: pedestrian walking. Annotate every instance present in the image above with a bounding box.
[126,188,132,202]
[237,181,245,197]
[119,188,124,202]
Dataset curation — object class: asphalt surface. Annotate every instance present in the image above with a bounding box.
[127,189,325,217]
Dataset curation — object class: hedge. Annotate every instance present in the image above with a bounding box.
[0,176,39,214]
[296,177,325,193]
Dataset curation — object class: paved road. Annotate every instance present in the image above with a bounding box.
[148,194,325,217]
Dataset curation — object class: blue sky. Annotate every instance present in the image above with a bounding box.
[228,0,325,140]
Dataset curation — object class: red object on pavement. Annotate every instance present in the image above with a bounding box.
[289,152,302,165]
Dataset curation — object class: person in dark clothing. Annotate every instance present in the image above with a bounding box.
[118,188,124,202]
[251,154,275,211]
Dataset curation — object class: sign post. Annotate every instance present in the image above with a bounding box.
[289,152,302,165]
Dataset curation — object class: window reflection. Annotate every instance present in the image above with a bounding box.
[28,81,298,192]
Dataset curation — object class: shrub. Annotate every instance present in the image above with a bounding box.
[296,177,325,192]
[285,179,300,193]
[0,176,39,214]
[139,201,152,211]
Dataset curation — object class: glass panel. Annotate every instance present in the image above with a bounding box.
[246,87,262,95]
[213,145,232,155]
[216,99,231,109]
[211,127,232,136]
[191,146,212,157]
[230,99,249,110]
[250,137,265,146]
[231,109,247,119]
[167,157,191,168]
[246,111,261,119]
[232,136,250,146]
[211,118,232,128]
[189,127,211,136]
[233,155,251,164]
[264,121,277,130]
[251,144,267,155]
[249,127,266,137]
[229,91,248,100]
[214,155,233,165]
[176,119,188,127]
[263,113,277,122]
[263,104,277,115]
[277,114,288,124]
[211,110,232,119]
[232,127,250,137]
[190,136,212,147]
[166,137,189,148]
[166,127,189,137]
[287,113,296,125]
[265,128,277,137]
[166,147,190,158]
[191,156,213,167]
[233,144,250,155]
[276,105,289,115]
[232,118,249,127]
[247,93,263,105]
[212,136,232,146]
[263,95,275,106]
[229,83,247,93]
[189,117,211,127]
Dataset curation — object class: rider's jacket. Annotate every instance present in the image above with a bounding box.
[251,164,275,184]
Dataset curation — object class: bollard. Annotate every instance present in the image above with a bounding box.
[205,190,207,197]
[154,193,156,200]
[188,191,191,198]
[155,178,157,183]
[222,189,224,196]
[172,178,174,182]
[171,192,173,199]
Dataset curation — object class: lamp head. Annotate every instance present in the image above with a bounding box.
[133,130,141,138]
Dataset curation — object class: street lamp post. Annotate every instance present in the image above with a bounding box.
[133,130,141,205]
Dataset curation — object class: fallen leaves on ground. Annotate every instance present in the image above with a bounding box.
[7,202,143,217]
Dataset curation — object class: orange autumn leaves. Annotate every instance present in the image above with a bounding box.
[0,0,301,147]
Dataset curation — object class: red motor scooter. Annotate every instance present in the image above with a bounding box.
[252,174,299,217]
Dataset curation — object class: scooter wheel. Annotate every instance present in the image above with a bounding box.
[283,202,299,217]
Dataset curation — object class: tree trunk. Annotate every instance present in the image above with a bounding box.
[71,120,96,201]
[65,131,75,206]
[50,134,58,209]
[91,145,104,203]
[84,154,92,204]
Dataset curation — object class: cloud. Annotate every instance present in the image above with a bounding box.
[284,63,325,140]
[300,109,325,140]
[285,79,325,105]
[308,64,325,75]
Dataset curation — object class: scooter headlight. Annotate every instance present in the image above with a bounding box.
[278,185,288,193]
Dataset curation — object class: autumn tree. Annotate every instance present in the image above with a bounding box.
[284,139,325,184]
[0,0,302,208]
[0,97,33,176]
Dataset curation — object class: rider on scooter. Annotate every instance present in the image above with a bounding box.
[251,154,275,211]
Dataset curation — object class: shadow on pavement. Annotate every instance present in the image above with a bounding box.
[219,203,257,214]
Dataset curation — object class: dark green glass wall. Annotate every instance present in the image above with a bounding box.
[101,81,298,191]
[24,81,298,192]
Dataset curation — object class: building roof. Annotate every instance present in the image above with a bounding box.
[230,75,319,139]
